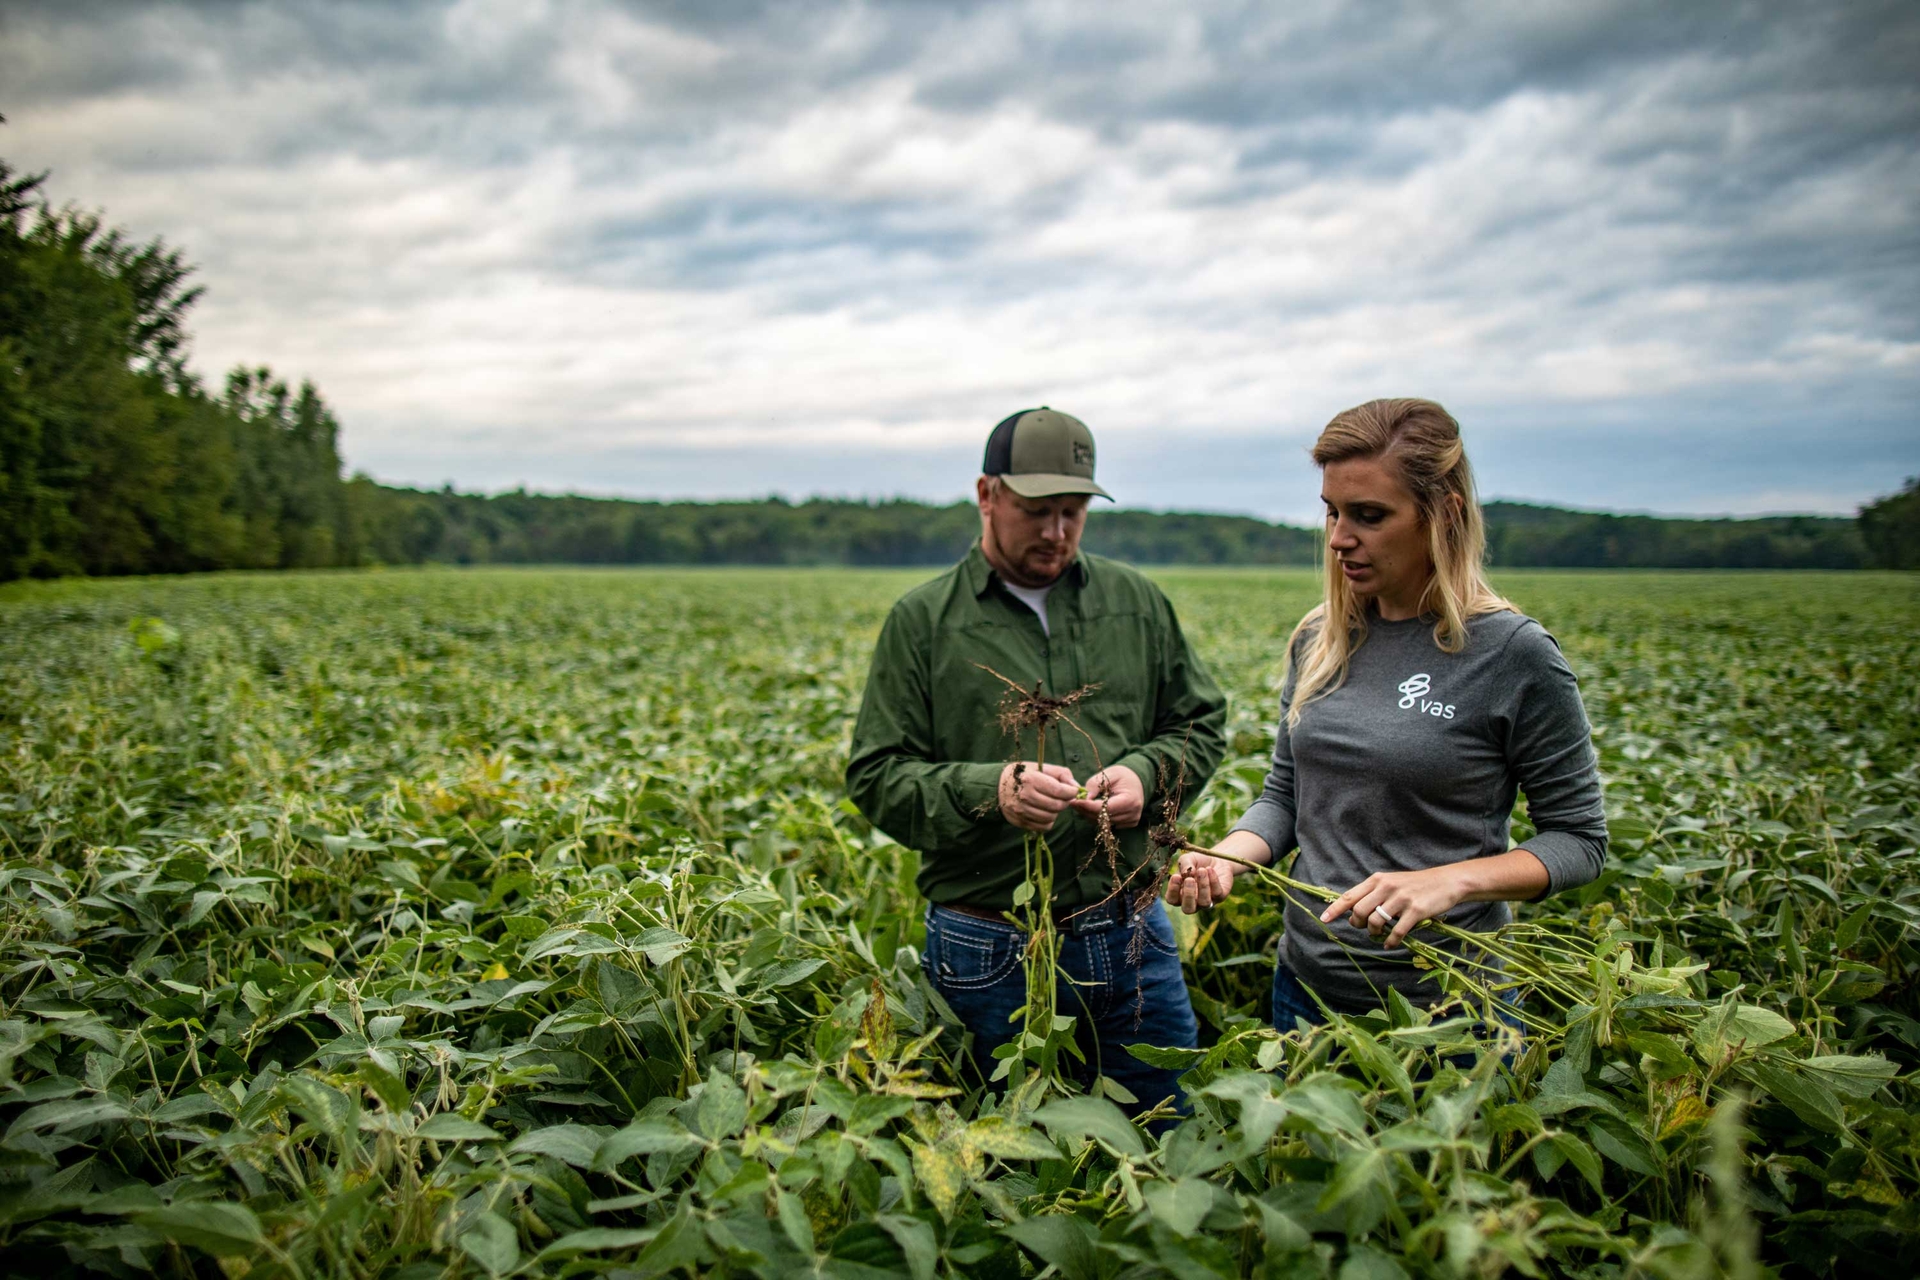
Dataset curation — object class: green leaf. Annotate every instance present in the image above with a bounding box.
[1485,1103,1543,1139]
[5,1097,130,1137]
[1800,1053,1899,1099]
[1125,1042,1207,1071]
[150,1093,230,1124]
[775,1186,815,1255]
[502,913,548,939]
[964,1115,1063,1162]
[1744,1062,1846,1133]
[595,1118,704,1170]
[1032,1094,1145,1159]
[537,1227,657,1259]
[417,1113,502,1142]
[773,1104,835,1145]
[1340,1243,1411,1280]
[1253,1200,1312,1254]
[357,1058,411,1114]
[1549,1132,1605,1194]
[1587,1121,1660,1176]
[459,1211,521,1276]
[846,1093,914,1136]
[1318,1148,1387,1212]
[1279,1075,1369,1140]
[1694,1002,1796,1059]
[876,1213,939,1280]
[864,1136,916,1206]
[509,1123,603,1168]
[525,928,616,960]
[1162,1120,1235,1179]
[1142,1178,1214,1237]
[761,957,828,988]
[1201,1071,1288,1153]
[692,1069,748,1141]
[1533,1058,1625,1119]
[1789,872,1839,905]
[632,1202,711,1278]
[1835,901,1872,949]
[1002,1214,1104,1280]
[134,1201,264,1258]
[1537,1057,1585,1099]
[281,1075,356,1143]
[633,926,693,966]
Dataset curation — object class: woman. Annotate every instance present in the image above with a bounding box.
[1166,398,1607,1024]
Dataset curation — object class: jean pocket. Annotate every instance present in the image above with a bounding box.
[1136,903,1183,959]
[927,911,1023,991]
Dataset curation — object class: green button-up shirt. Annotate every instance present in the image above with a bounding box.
[846,543,1228,912]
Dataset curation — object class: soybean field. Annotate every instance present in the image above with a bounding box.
[0,567,1916,1279]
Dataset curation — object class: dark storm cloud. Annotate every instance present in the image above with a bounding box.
[1,0,1914,518]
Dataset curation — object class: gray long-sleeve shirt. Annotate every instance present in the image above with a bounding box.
[1230,608,1607,1012]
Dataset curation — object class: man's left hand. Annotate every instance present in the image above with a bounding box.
[1069,765,1145,829]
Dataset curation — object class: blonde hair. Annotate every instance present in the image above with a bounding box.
[1286,398,1515,728]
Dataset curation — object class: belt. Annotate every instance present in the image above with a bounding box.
[937,898,1134,936]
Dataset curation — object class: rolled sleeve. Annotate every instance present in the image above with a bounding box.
[1229,796,1297,861]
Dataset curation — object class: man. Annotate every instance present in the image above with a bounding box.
[846,407,1227,1114]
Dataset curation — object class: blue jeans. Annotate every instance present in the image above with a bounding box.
[922,900,1199,1119]
[1271,960,1326,1030]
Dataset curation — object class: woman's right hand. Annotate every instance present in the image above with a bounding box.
[1166,830,1272,914]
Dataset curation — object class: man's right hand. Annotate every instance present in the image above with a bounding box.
[998,761,1080,831]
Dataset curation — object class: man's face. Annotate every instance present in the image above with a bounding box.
[976,477,1090,587]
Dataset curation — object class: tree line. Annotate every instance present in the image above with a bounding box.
[341,488,1887,570]
[1,161,351,579]
[2,155,1912,581]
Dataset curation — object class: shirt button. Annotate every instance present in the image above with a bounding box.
[1070,753,1081,763]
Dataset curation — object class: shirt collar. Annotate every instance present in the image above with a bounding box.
[965,540,1089,598]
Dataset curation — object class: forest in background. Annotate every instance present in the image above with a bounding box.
[3,156,1914,582]
[346,487,1877,570]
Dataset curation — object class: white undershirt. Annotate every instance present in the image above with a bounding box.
[1001,581,1055,636]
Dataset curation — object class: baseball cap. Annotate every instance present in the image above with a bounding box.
[982,407,1112,500]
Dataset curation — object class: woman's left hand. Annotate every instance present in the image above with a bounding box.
[1320,866,1469,950]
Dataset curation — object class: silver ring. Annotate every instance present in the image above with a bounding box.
[1370,907,1396,926]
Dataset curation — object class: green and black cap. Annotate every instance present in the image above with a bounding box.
[982,406,1112,500]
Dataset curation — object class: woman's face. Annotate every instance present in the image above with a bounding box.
[1321,455,1433,617]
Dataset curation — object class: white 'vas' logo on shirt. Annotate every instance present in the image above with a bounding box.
[1397,672,1455,719]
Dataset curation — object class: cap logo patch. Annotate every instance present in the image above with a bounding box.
[1072,442,1092,466]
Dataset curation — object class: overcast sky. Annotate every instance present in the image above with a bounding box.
[4,0,1916,523]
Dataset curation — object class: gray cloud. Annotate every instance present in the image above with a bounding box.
[2,0,1915,519]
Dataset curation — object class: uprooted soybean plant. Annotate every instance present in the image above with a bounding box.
[0,567,1914,1279]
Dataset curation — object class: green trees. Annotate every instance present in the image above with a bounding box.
[222,368,353,568]
[0,159,352,580]
[1481,501,1869,570]
[1859,477,1920,569]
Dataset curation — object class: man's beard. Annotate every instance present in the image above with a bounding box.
[987,523,1068,588]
